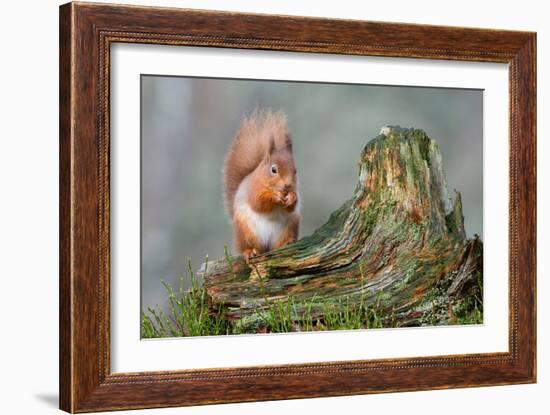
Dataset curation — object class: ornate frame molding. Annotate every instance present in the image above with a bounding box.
[60,2,536,412]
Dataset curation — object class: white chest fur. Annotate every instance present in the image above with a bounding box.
[233,176,297,251]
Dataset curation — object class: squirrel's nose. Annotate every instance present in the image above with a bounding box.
[283,183,292,191]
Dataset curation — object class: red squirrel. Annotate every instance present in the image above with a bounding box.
[223,109,300,262]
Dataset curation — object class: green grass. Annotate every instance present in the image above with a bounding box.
[141,257,231,338]
[141,258,481,338]
[142,258,396,338]
[250,261,387,333]
[452,271,484,325]
[250,293,388,334]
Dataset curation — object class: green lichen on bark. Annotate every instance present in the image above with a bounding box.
[201,126,483,332]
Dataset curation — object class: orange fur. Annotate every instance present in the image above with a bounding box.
[223,109,300,258]
[223,108,292,217]
[233,212,262,259]
[272,213,300,250]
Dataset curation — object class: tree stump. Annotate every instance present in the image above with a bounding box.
[200,126,483,331]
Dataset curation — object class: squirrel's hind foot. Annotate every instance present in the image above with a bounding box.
[242,248,259,264]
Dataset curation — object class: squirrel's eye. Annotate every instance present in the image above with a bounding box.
[271,165,278,175]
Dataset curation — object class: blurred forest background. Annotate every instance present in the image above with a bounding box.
[141,75,483,311]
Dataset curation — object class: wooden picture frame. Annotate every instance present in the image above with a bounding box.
[59,2,536,412]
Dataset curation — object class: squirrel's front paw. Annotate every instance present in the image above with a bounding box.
[283,192,297,209]
[242,248,259,264]
[273,192,286,206]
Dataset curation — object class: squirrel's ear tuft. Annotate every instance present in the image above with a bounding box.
[268,136,276,155]
[285,134,293,152]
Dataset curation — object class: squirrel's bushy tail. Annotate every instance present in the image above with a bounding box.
[223,109,290,218]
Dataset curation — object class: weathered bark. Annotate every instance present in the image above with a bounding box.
[200,126,483,331]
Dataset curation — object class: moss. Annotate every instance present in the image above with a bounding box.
[452,296,483,325]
